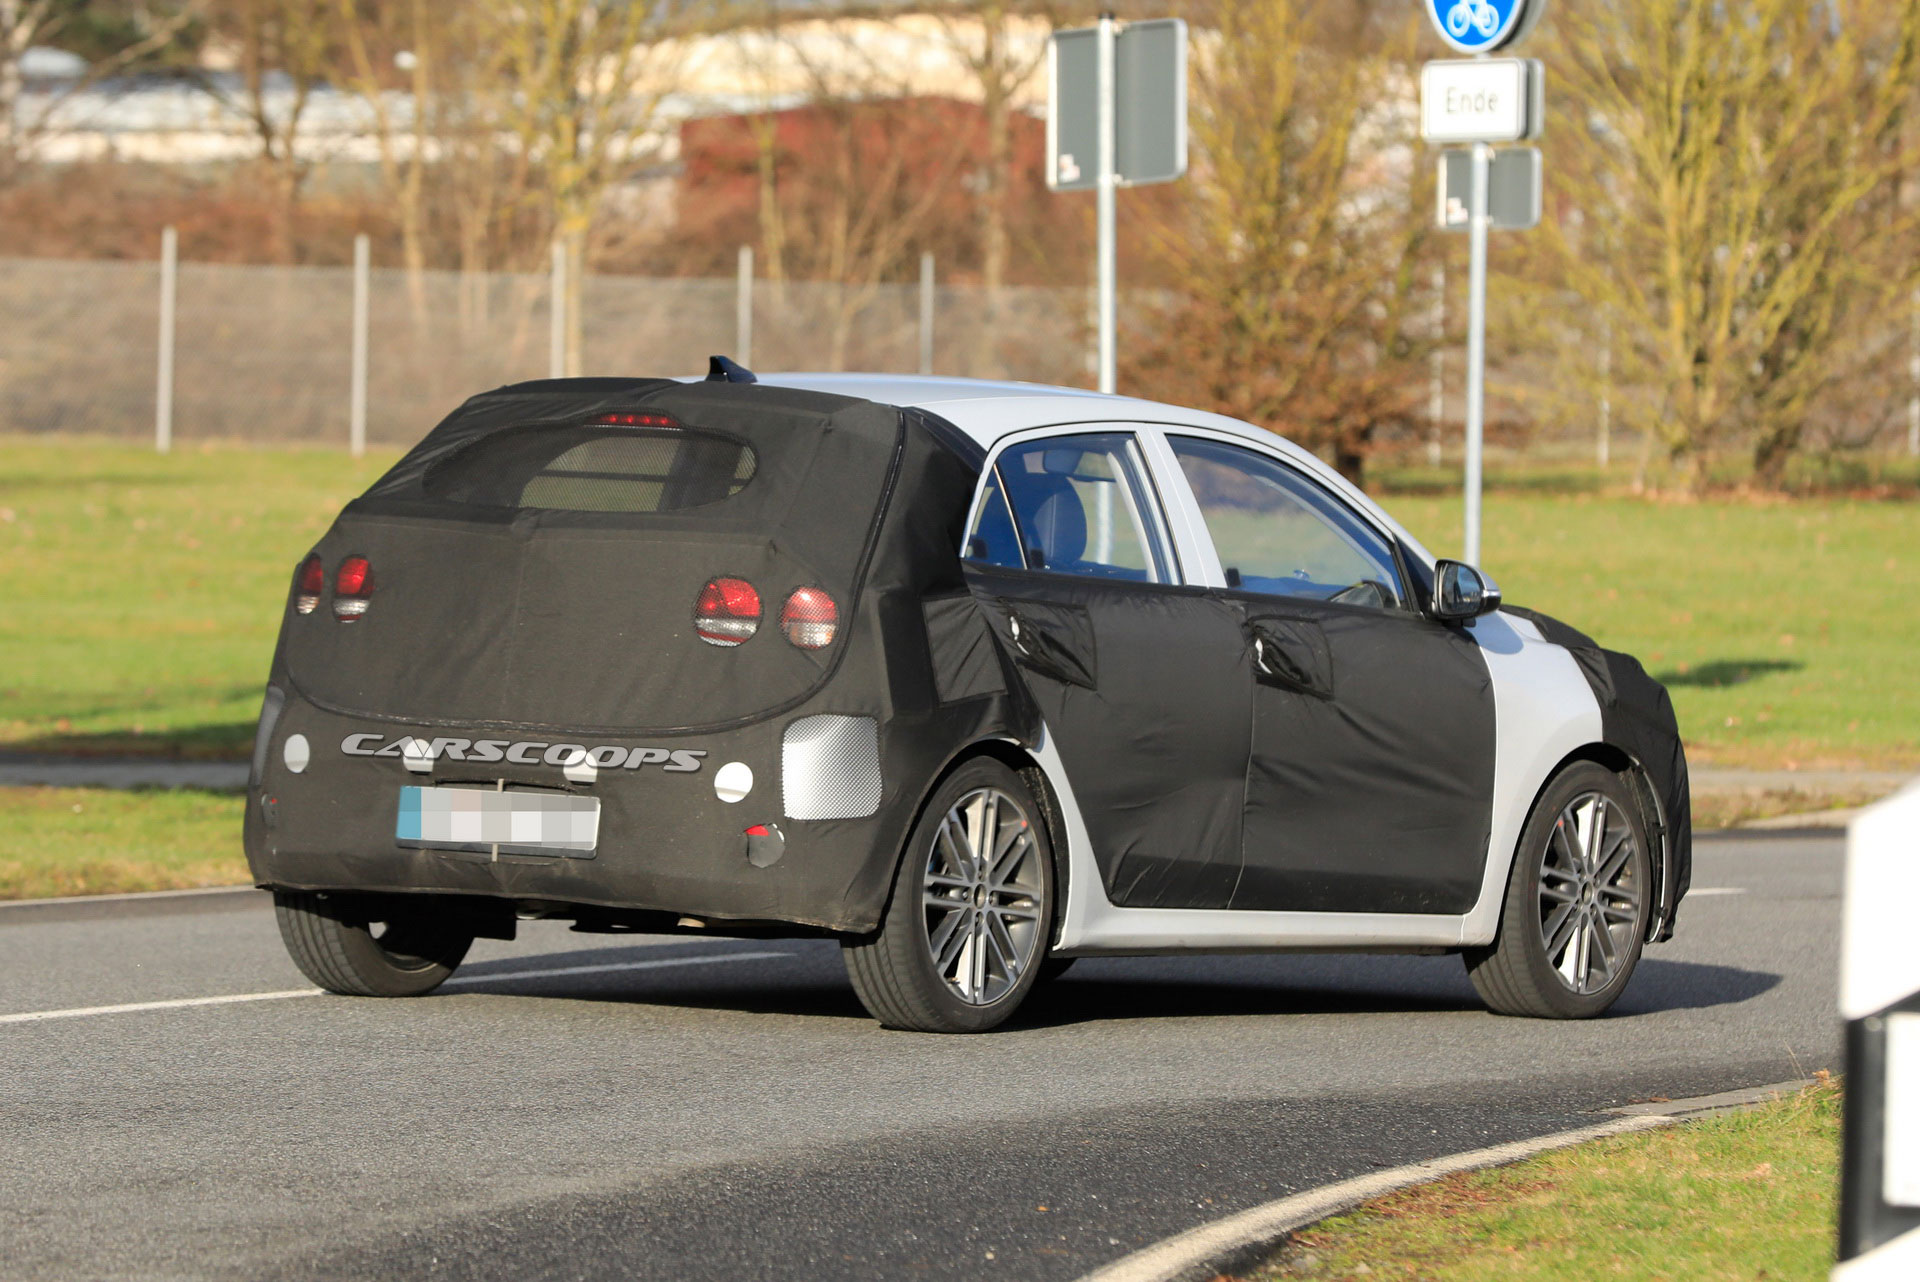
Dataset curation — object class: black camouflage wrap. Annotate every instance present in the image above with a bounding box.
[244,377,1687,945]
[246,378,1028,932]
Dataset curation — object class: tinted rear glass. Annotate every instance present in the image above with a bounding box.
[422,426,755,513]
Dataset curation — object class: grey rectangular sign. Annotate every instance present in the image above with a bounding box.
[1049,27,1099,190]
[1048,18,1188,191]
[1437,147,1542,231]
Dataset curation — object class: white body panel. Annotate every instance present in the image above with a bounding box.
[757,373,1618,954]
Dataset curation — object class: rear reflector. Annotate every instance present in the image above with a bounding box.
[780,587,838,650]
[695,577,760,646]
[295,555,325,615]
[333,556,373,622]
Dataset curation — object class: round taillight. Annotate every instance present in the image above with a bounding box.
[695,577,761,647]
[333,556,373,622]
[294,555,325,615]
[780,587,838,650]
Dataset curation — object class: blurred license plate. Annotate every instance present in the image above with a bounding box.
[395,786,599,858]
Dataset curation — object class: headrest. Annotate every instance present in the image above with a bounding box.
[1002,472,1086,569]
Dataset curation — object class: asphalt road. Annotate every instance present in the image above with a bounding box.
[0,832,1840,1281]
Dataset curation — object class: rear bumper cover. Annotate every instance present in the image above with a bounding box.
[243,690,1004,933]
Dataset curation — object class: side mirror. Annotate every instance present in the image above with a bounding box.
[1429,559,1502,622]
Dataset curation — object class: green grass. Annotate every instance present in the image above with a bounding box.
[0,786,248,899]
[0,437,396,758]
[1,437,1915,768]
[1386,489,1920,768]
[1252,1076,1841,1281]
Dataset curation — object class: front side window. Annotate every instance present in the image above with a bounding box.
[1170,436,1406,610]
[965,433,1174,583]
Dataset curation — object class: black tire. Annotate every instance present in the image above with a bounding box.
[1465,761,1652,1019]
[843,757,1056,1032]
[274,890,473,997]
[1035,957,1076,985]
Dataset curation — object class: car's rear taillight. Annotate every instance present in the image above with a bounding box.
[780,587,837,650]
[294,555,325,615]
[695,577,760,646]
[333,556,373,622]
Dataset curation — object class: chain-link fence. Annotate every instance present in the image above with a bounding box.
[0,255,1096,447]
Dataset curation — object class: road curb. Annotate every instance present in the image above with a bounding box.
[0,884,261,925]
[1074,1078,1812,1282]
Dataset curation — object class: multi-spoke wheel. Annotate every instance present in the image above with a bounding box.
[843,757,1056,1032]
[1465,762,1652,1019]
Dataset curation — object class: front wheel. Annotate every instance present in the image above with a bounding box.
[1464,762,1652,1018]
[275,891,473,997]
[843,757,1055,1032]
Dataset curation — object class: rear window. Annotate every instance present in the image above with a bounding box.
[422,425,756,513]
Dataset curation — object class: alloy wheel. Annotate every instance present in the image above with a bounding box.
[919,786,1046,1005]
[1536,791,1642,995]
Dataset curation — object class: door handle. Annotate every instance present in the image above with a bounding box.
[997,601,1097,689]
[1008,612,1034,659]
[1248,621,1334,700]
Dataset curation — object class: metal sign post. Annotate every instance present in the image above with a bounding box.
[1464,141,1490,566]
[1048,15,1188,397]
[1096,14,1117,395]
[1420,0,1544,567]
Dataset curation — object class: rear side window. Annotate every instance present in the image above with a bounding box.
[422,425,756,513]
[968,433,1175,583]
[965,470,1024,569]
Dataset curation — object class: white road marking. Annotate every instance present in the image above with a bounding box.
[1688,887,1747,896]
[0,988,322,1025]
[1074,1079,1811,1282]
[0,951,790,1027]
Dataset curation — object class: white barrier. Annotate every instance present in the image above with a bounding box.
[1836,779,1920,1277]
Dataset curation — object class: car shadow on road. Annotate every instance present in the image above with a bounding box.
[443,946,1780,1028]
[1608,957,1783,1014]
[1003,957,1779,1029]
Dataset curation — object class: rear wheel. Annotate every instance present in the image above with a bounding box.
[1464,762,1652,1018]
[274,891,473,997]
[843,758,1055,1032]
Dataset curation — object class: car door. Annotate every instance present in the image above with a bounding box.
[962,429,1254,909]
[1161,433,1497,915]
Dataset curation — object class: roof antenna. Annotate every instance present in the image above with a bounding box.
[706,355,758,384]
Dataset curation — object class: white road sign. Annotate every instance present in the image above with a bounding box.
[1420,59,1542,143]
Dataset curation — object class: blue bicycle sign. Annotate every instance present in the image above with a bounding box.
[1425,0,1537,54]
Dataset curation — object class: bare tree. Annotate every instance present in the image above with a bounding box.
[1126,0,1436,487]
[708,12,979,368]
[197,0,336,261]
[929,0,1052,367]
[484,0,693,374]
[334,0,430,291]
[0,1,203,180]
[1543,0,1920,488]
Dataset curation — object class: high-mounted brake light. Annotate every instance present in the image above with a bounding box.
[780,587,838,650]
[333,556,373,622]
[593,412,680,428]
[295,555,325,615]
[695,577,760,647]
